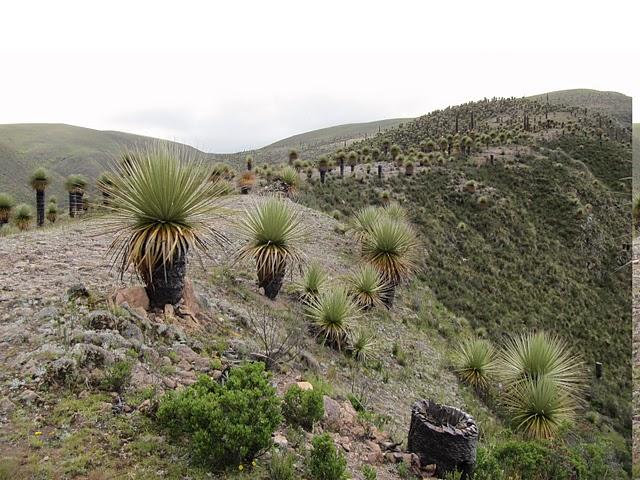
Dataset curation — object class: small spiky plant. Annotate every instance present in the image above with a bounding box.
[0,193,15,226]
[361,217,417,307]
[381,202,407,222]
[296,261,328,301]
[236,197,307,299]
[503,376,574,440]
[46,202,58,223]
[14,203,33,231]
[348,328,377,363]
[65,174,88,217]
[306,287,359,350]
[100,143,228,308]
[348,206,381,242]
[30,167,50,227]
[345,264,387,310]
[238,171,256,194]
[454,338,496,391]
[278,166,301,197]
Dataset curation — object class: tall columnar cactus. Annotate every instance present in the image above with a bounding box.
[30,167,50,227]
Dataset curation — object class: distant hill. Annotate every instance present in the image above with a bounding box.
[528,89,631,126]
[0,123,208,204]
[228,118,411,167]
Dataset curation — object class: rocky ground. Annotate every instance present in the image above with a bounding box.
[633,238,639,479]
[0,194,482,479]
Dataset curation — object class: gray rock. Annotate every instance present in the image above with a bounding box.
[66,284,90,300]
[72,343,115,368]
[87,310,119,330]
[37,306,60,321]
[119,320,144,343]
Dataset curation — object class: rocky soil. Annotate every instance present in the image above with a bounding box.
[0,194,473,479]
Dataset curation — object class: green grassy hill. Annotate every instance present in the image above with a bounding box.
[528,89,632,126]
[297,95,632,446]
[0,123,208,204]
[227,118,411,167]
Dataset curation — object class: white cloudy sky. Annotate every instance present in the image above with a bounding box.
[1,0,637,153]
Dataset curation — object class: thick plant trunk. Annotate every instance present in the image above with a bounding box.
[36,189,45,227]
[146,253,187,309]
[381,281,397,309]
[259,263,286,300]
[320,170,326,184]
[340,159,344,177]
[68,192,75,217]
[408,400,478,480]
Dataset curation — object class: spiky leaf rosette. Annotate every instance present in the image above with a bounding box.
[381,202,407,222]
[30,167,50,191]
[361,217,418,286]
[14,203,33,230]
[348,206,382,242]
[296,261,328,301]
[497,331,586,399]
[348,327,377,363]
[503,376,575,440]
[236,197,307,288]
[305,287,360,350]
[0,193,15,220]
[277,166,301,195]
[345,264,387,309]
[99,143,228,284]
[64,174,88,192]
[454,338,496,390]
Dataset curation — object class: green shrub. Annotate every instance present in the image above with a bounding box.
[268,449,296,480]
[100,360,132,393]
[282,384,324,430]
[361,464,377,480]
[156,362,282,468]
[307,433,348,480]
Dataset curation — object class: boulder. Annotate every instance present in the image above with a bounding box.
[296,381,313,391]
[113,287,149,311]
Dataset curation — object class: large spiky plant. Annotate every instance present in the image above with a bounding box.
[344,264,387,310]
[305,287,359,350]
[453,338,496,391]
[381,202,407,222]
[65,174,88,217]
[497,331,586,397]
[97,172,115,206]
[503,376,575,440]
[497,331,586,440]
[0,193,15,227]
[99,143,228,309]
[14,203,33,231]
[30,167,50,227]
[236,197,307,299]
[348,206,382,242]
[361,217,417,307]
[296,261,328,302]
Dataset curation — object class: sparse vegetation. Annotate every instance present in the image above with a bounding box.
[306,433,348,480]
[282,384,324,430]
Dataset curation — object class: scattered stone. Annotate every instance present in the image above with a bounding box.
[299,350,320,372]
[119,320,144,343]
[37,306,59,321]
[273,433,289,449]
[87,310,119,330]
[45,357,78,385]
[18,389,41,405]
[296,381,313,391]
[73,343,116,368]
[67,284,89,301]
[113,287,149,311]
[180,279,201,316]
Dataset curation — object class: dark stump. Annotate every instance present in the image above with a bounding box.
[147,253,187,309]
[407,399,478,479]
[259,264,286,300]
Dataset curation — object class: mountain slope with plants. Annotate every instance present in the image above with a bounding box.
[297,95,632,452]
[528,89,632,125]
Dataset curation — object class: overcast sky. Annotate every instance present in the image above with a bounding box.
[1,0,637,153]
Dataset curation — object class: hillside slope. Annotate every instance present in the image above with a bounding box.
[298,95,633,442]
[0,123,208,203]
[528,88,632,126]
[633,124,639,193]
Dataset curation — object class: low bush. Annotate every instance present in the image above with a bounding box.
[156,362,282,468]
[306,433,348,480]
[282,384,324,430]
[268,449,296,480]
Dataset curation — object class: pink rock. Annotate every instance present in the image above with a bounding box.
[113,286,149,311]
